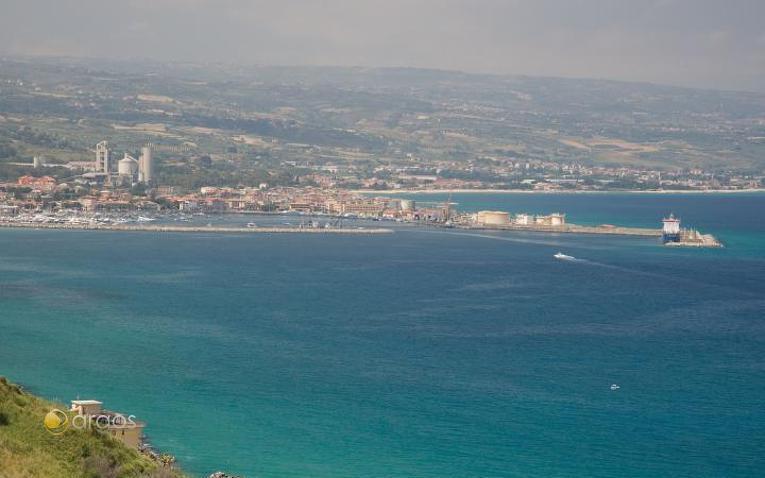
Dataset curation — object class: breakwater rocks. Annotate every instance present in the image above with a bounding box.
[0,221,394,235]
[665,236,723,248]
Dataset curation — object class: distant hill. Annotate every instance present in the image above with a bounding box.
[1,57,764,173]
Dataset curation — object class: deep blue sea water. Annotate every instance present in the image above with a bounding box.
[1,193,764,477]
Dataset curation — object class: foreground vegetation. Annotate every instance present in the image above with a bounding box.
[0,377,185,478]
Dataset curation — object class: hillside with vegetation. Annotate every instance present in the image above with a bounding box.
[0,377,185,478]
[1,57,763,191]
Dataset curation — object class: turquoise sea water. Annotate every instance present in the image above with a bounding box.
[1,193,764,477]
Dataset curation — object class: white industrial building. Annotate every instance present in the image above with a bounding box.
[95,141,111,173]
[138,146,153,183]
[93,141,153,184]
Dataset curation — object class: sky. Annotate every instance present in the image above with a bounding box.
[1,0,764,92]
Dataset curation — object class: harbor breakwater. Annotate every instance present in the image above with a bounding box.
[457,222,723,247]
[456,223,662,237]
[0,220,722,246]
[0,221,394,235]
[0,220,656,237]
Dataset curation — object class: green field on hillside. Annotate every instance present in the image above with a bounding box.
[0,377,185,478]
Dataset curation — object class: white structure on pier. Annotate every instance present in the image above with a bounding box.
[550,213,566,226]
[662,214,681,243]
[475,210,510,226]
[514,213,530,225]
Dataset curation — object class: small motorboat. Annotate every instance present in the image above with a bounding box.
[554,252,575,261]
[610,384,620,391]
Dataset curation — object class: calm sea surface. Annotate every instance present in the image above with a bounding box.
[1,193,764,477]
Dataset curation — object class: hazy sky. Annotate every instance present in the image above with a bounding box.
[2,0,764,92]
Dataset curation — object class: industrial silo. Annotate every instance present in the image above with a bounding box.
[118,154,139,177]
[475,211,510,226]
[140,146,153,183]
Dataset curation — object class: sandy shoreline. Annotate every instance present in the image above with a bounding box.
[353,188,765,195]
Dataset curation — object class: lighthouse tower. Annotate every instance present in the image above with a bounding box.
[662,214,681,243]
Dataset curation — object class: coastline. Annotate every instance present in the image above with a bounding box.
[353,188,765,195]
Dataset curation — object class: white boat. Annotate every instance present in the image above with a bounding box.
[554,252,575,261]
[610,384,620,391]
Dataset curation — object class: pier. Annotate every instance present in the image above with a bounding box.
[456,220,722,247]
[0,219,722,246]
[456,223,662,237]
[0,222,394,235]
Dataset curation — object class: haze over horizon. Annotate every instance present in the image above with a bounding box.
[1,0,764,93]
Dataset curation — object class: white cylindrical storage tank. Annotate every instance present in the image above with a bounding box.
[476,211,510,226]
[118,157,138,176]
[141,146,153,183]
